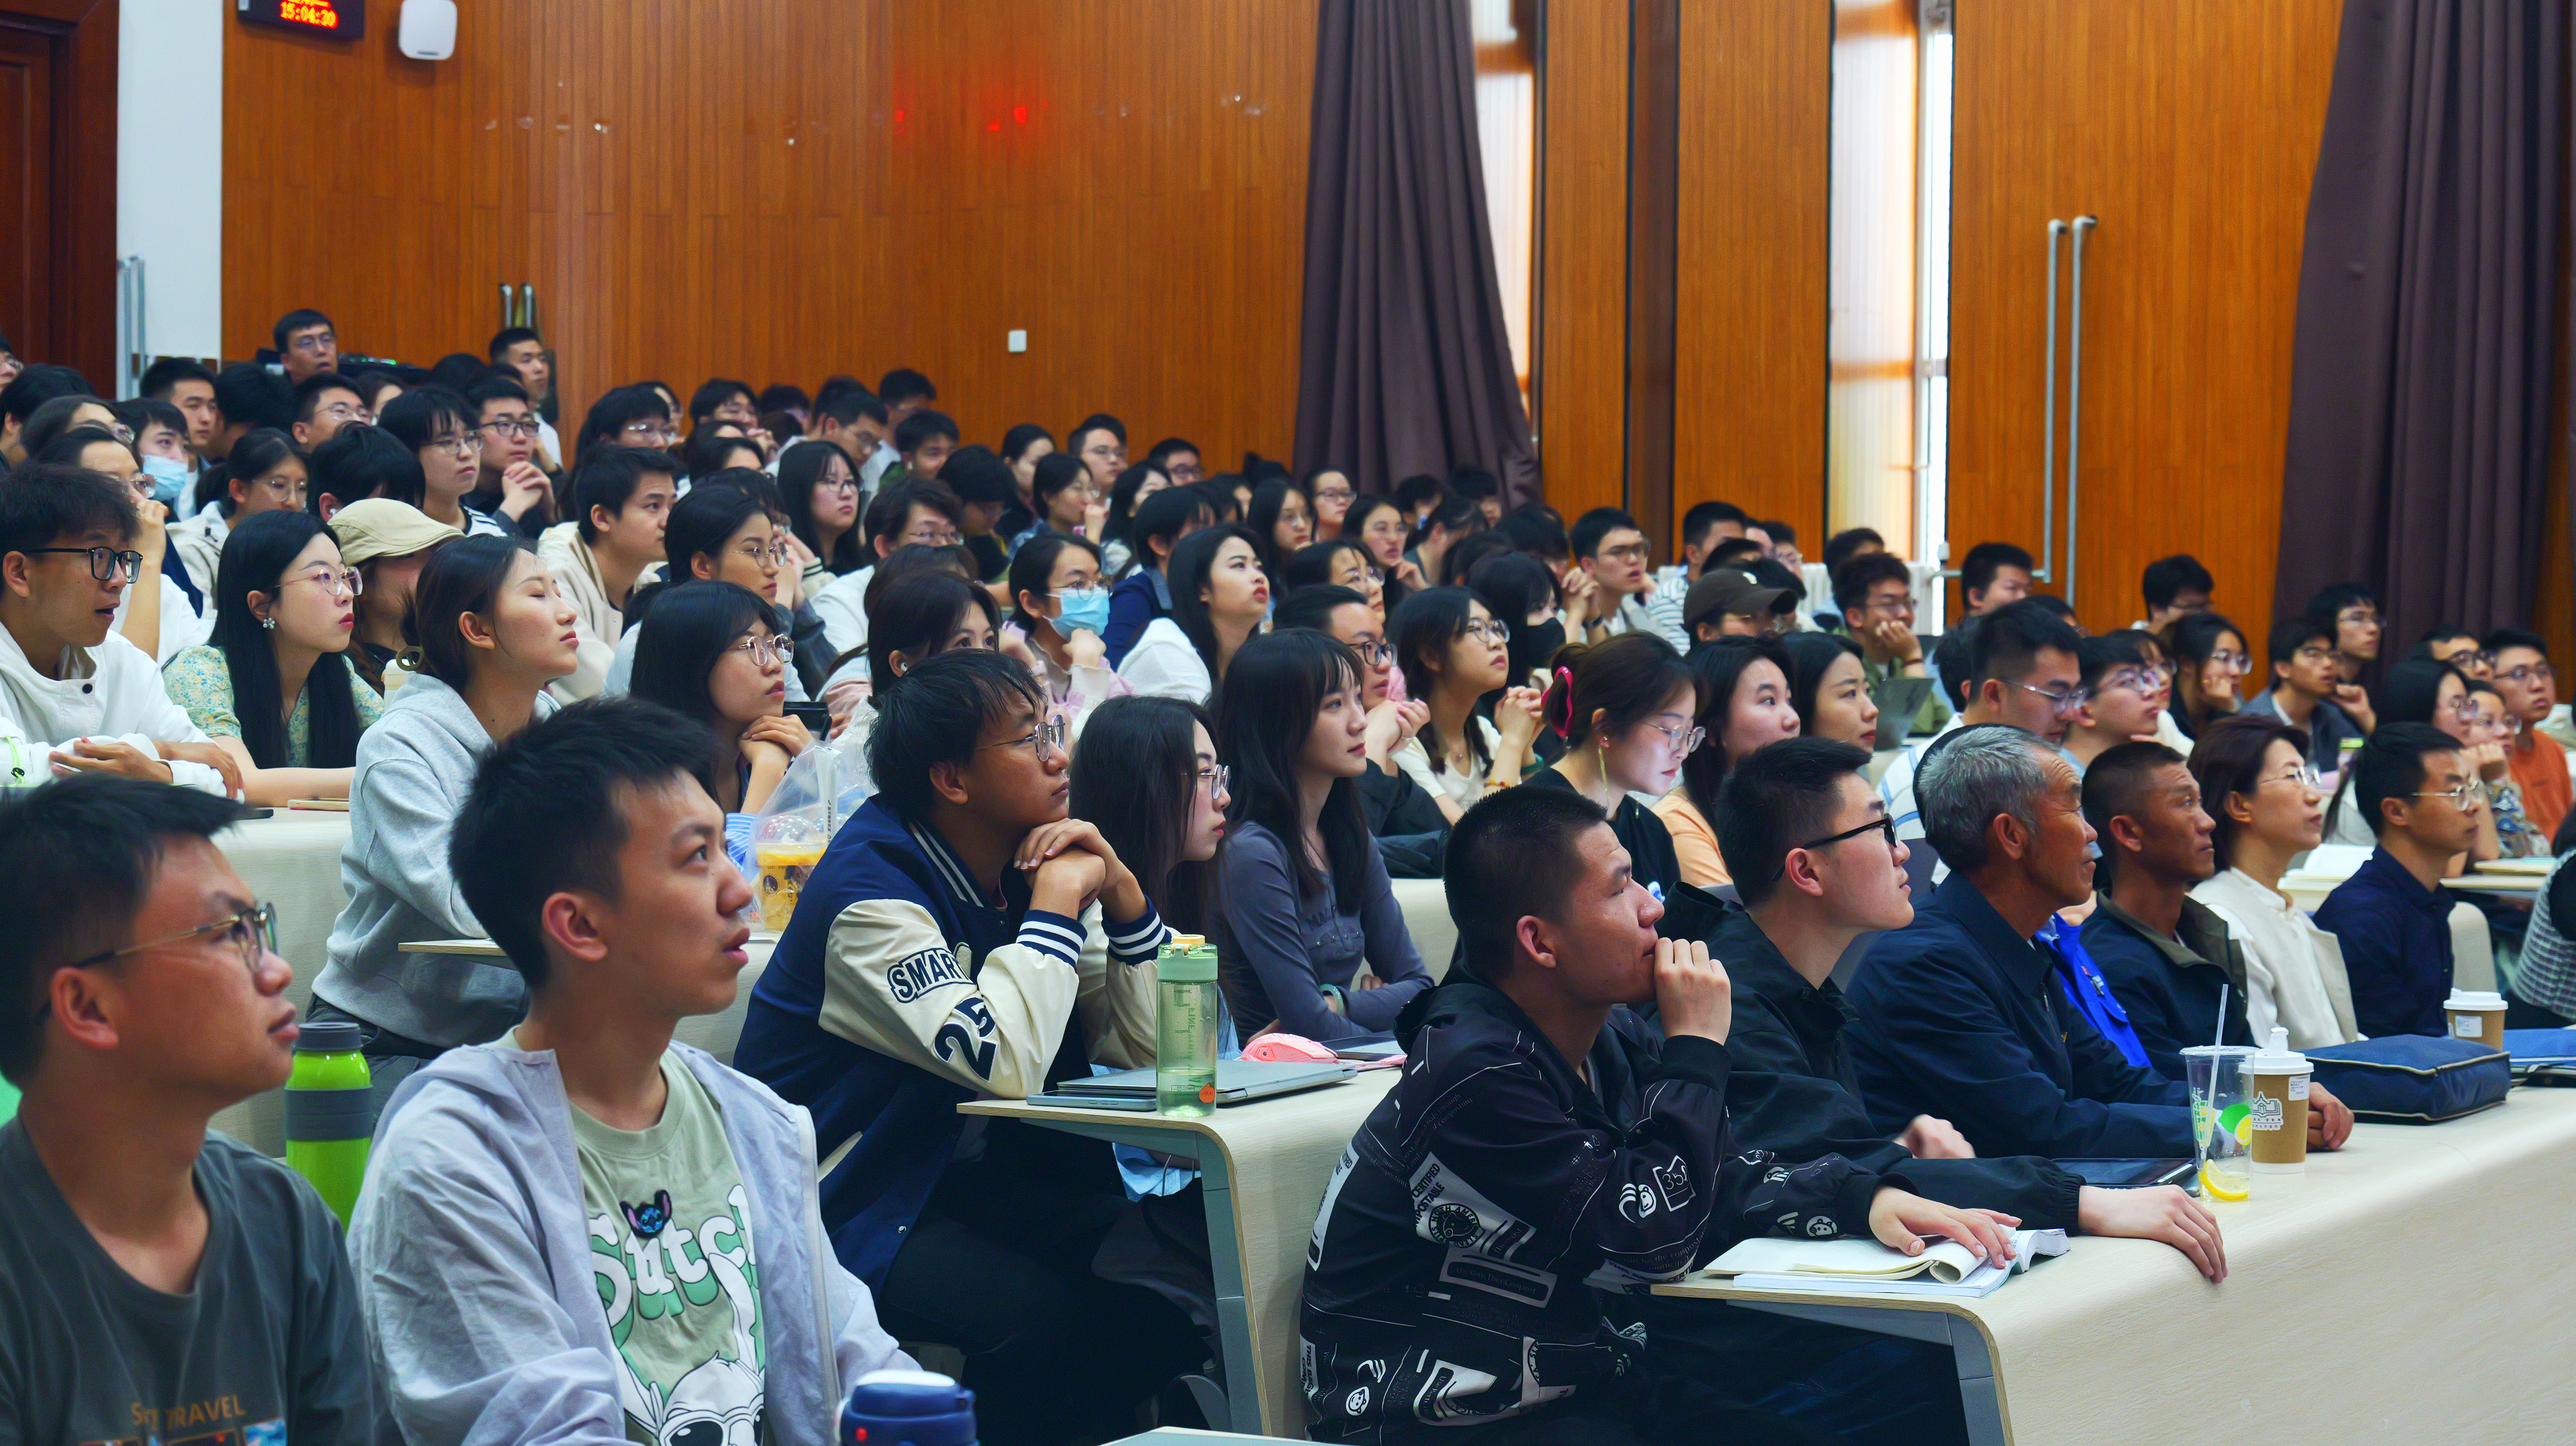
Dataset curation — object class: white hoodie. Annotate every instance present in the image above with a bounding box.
[0,620,225,793]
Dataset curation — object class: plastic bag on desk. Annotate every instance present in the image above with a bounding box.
[747,737,872,932]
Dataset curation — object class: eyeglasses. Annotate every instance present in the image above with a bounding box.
[2204,651,2251,673]
[731,632,794,666]
[2011,680,2093,717]
[2293,646,2337,665]
[258,474,307,502]
[2500,662,2556,686]
[1865,595,1914,617]
[1597,543,1651,565]
[477,417,539,439]
[2414,779,2491,808]
[37,902,277,1025]
[29,546,145,584]
[899,525,964,547]
[1782,815,1902,875]
[316,402,375,425]
[2440,649,2499,671]
[426,432,483,457]
[1462,618,1511,643]
[735,539,792,568]
[622,422,679,445]
[981,714,1069,761]
[1346,639,1391,666]
[2099,667,2166,696]
[289,332,337,354]
[1196,763,1232,797]
[2260,763,2323,791]
[815,477,861,496]
[1639,717,1707,755]
[2335,608,2383,629]
[287,565,364,598]
[1312,486,1356,504]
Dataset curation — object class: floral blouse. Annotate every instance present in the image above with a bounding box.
[163,645,387,767]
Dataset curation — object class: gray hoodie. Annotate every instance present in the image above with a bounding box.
[349,1037,910,1446]
[313,672,555,1045]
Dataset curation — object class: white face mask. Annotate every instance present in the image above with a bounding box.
[141,454,192,506]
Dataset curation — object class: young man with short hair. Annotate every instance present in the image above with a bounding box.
[541,447,676,702]
[212,361,296,458]
[2307,582,2382,685]
[351,698,911,1444]
[877,367,936,427]
[487,325,562,465]
[0,467,236,794]
[1102,486,1215,668]
[289,371,368,452]
[1820,526,1884,575]
[888,408,958,486]
[1144,435,1204,486]
[466,374,555,537]
[1644,499,1749,643]
[1877,598,2084,853]
[937,444,1021,583]
[2077,741,2257,1078]
[809,477,969,658]
[272,307,338,383]
[1682,568,1791,644]
[734,651,1204,1445]
[0,775,380,1444]
[2486,627,2568,841]
[2242,613,2369,769]
[813,385,894,492]
[0,365,91,466]
[1958,541,2035,616]
[1567,505,1688,651]
[1851,726,2353,1158]
[1835,550,1945,738]
[1066,417,1126,494]
[141,356,222,462]
[2415,624,2493,681]
[2064,630,2172,772]
[2139,554,2213,632]
[2315,723,2485,1037]
[1303,784,2022,1446]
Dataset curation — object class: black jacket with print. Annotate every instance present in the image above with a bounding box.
[1299,979,1901,1442]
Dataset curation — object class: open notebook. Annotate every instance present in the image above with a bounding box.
[1701,1228,2069,1299]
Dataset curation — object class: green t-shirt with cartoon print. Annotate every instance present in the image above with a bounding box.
[570,1050,769,1446]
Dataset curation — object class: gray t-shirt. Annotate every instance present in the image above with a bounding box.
[0,1120,381,1446]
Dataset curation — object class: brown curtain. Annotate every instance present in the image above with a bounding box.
[1294,0,1538,501]
[2274,0,2565,640]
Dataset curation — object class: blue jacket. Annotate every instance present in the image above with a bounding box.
[1847,872,2195,1158]
[2039,915,2148,1070]
[2079,894,2254,1081]
[733,797,1153,1288]
[2313,848,2455,1038]
[1103,566,1171,668]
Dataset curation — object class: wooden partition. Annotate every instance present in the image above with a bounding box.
[225,0,1314,463]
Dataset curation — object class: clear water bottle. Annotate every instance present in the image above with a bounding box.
[284,1018,373,1224]
[1156,933,1221,1117]
[841,1369,976,1446]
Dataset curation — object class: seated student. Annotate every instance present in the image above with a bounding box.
[1095,460,1172,578]
[1642,498,1751,641]
[169,428,309,599]
[380,386,509,539]
[2064,629,2172,772]
[351,698,909,1445]
[781,435,866,581]
[2460,677,2541,856]
[1848,725,2352,1158]
[2415,623,2494,681]
[629,581,815,860]
[2309,581,2383,686]
[306,419,426,521]
[1655,636,1795,889]
[0,776,380,1440]
[1011,452,1095,556]
[810,382,892,486]
[1528,634,1700,902]
[2184,715,2362,1048]
[1303,784,2022,1446]
[1345,494,1426,609]
[938,444,1028,583]
[161,511,385,804]
[828,570,999,774]
[1066,693,1227,1067]
[309,536,577,1112]
[1783,631,1881,747]
[1879,598,2083,852]
[2315,723,2485,1038]
[572,381,680,464]
[1565,505,1687,650]
[329,498,459,695]
[682,426,763,487]
[1304,464,1354,541]
[462,374,553,536]
[810,476,967,657]
[605,482,809,700]
[2165,609,2250,740]
[888,407,959,488]
[1287,536,1391,626]
[2139,553,2214,632]
[539,445,675,702]
[1215,629,1431,1041]
[1820,524,1885,574]
[286,372,367,455]
[688,374,764,440]
[35,425,201,664]
[2320,660,2505,859]
[141,355,223,463]
[1118,521,1267,703]
[210,362,298,460]
[733,650,1205,1444]
[1000,532,1130,743]
[998,423,1054,535]
[1389,586,1546,819]
[1681,568,1795,645]
[2486,626,2569,840]
[2241,612,2369,770]
[1832,552,1947,738]
[2077,742,2257,1080]
[122,394,201,509]
[1279,583,1447,869]
[1245,476,1314,576]
[1467,548,1565,688]
[1958,541,2035,616]
[0,465,236,794]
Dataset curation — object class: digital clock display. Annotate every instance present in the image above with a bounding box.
[238,0,365,39]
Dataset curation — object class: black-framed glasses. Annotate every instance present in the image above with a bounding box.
[29,546,145,584]
[37,902,277,1024]
[477,416,539,438]
[1462,618,1511,643]
[1789,816,1900,864]
[1347,640,1392,666]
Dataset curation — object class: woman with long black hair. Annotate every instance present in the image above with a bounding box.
[1528,633,1702,903]
[1067,693,1230,1067]
[1653,636,1796,889]
[1117,522,1267,703]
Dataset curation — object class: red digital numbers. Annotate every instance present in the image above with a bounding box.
[240,0,363,38]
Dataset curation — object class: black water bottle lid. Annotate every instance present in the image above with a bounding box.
[296,1019,365,1052]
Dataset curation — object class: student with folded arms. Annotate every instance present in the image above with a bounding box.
[1849,726,2351,1158]
[1066,693,1228,1068]
[1302,784,2020,1446]
[0,776,380,1446]
[351,698,910,1446]
[2077,742,2258,1079]
[733,650,1203,1445]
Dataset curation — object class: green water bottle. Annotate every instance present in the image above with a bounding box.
[284,1018,374,1224]
[1156,933,1221,1118]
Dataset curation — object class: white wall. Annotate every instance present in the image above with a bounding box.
[117,0,225,368]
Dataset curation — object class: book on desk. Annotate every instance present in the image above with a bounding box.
[1702,1228,2070,1299]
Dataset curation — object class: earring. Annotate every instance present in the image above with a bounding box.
[259,615,276,631]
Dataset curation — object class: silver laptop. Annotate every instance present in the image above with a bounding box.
[1044,1059,1356,1106]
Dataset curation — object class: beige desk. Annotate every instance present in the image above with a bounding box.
[961,1072,1396,1439]
[1656,1087,2576,1446]
[208,812,352,1154]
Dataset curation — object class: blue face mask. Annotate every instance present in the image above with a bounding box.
[141,455,191,508]
[1054,587,1112,637]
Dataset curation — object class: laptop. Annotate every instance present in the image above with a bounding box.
[1036,1059,1357,1108]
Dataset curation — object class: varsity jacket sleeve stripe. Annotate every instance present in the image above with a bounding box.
[818,896,1082,1099]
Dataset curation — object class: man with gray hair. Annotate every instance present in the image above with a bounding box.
[1845,725,2353,1160]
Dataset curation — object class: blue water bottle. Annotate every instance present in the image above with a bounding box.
[841,1370,977,1446]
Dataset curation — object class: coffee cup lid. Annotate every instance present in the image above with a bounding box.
[2246,1026,2308,1076]
[2445,990,2506,1010]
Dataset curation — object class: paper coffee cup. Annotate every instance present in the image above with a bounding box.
[2444,990,2508,1050]
[2245,1028,2311,1173]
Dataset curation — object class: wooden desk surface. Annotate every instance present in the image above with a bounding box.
[1657,1087,2576,1444]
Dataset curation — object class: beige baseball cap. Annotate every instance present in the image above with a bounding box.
[330,499,463,568]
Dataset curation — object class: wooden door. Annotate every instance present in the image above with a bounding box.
[0,0,114,383]
[1945,0,2341,647]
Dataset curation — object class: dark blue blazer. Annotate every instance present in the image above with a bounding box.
[1847,873,2195,1158]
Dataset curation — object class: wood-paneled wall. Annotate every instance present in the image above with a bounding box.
[225,0,1314,465]
[1534,0,1628,525]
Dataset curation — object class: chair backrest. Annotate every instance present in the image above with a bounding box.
[2450,899,2496,993]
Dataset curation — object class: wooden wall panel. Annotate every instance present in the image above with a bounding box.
[1534,0,1627,524]
[226,0,1312,468]
[1673,0,1829,553]
[1947,0,2342,646]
